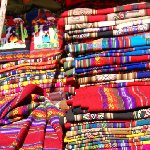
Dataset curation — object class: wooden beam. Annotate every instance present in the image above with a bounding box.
[0,0,8,40]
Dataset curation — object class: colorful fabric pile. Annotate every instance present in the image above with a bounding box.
[58,1,150,86]
[0,84,65,149]
[61,84,150,150]
[0,8,76,100]
[57,2,150,149]
[0,7,75,148]
[1,1,150,149]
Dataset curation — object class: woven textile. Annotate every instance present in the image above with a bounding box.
[0,50,61,62]
[64,24,150,41]
[97,145,150,150]
[67,85,150,112]
[66,33,150,54]
[61,108,150,125]
[77,71,150,84]
[65,119,150,131]
[60,2,150,150]
[66,126,150,137]
[66,142,150,150]
[0,74,74,86]
[66,26,115,35]
[58,9,150,26]
[64,55,150,70]
[0,51,61,74]
[62,2,150,17]
[0,57,59,70]
[73,62,150,77]
[64,16,150,31]
[0,69,65,81]
[74,55,150,69]
[0,84,64,149]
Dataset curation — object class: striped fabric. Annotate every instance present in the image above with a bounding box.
[62,2,150,17]
[59,2,150,150]
[58,9,150,26]
[0,84,64,149]
[66,33,150,54]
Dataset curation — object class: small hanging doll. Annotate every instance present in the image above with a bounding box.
[9,28,18,43]
[13,18,28,42]
[42,31,50,43]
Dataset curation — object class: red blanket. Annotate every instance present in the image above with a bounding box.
[0,84,64,149]
[67,84,150,112]
[62,2,150,17]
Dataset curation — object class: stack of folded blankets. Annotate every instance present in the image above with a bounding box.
[0,8,75,103]
[61,84,150,150]
[58,2,150,86]
[57,1,150,149]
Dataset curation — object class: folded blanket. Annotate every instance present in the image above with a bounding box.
[98,145,150,150]
[61,2,150,17]
[65,63,150,77]
[65,56,150,71]
[0,51,61,74]
[67,84,150,112]
[79,80,150,89]
[0,62,58,74]
[66,141,150,150]
[65,24,150,41]
[96,49,150,56]
[61,108,150,124]
[64,133,150,142]
[64,24,150,41]
[53,86,75,95]
[71,62,150,77]
[66,33,150,54]
[0,55,60,70]
[0,50,29,56]
[77,71,150,84]
[0,64,59,75]
[103,81,150,88]
[0,83,52,97]
[58,9,150,26]
[0,49,61,62]
[0,69,64,79]
[64,133,150,143]
[66,140,150,150]
[0,76,74,88]
[65,16,150,31]
[66,119,150,130]
[76,47,150,59]
[70,49,150,58]
[66,125,150,137]
[66,26,114,35]
[0,74,74,97]
[74,55,150,69]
